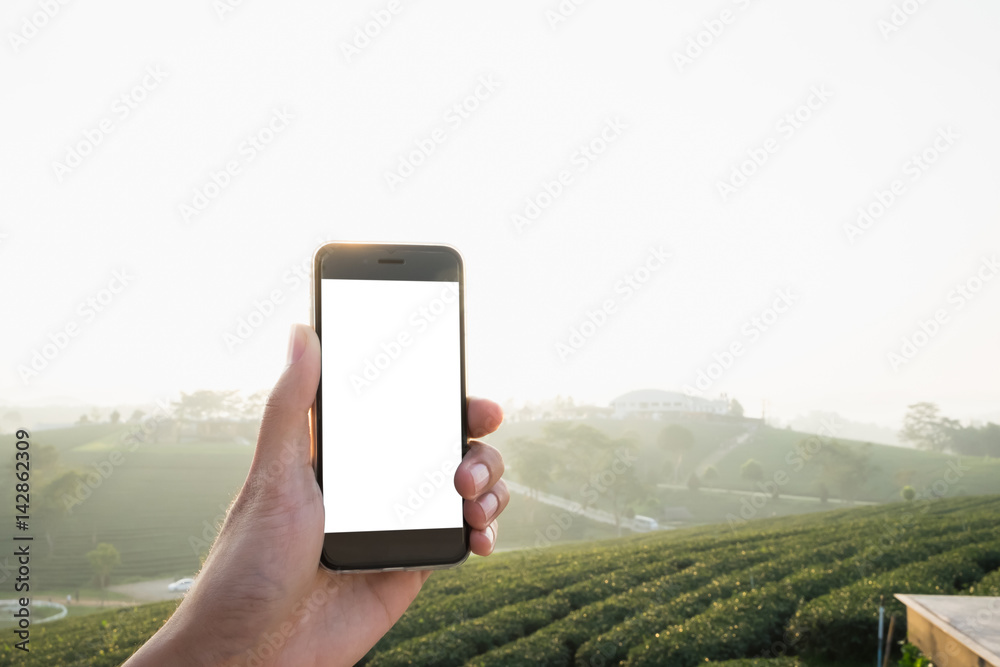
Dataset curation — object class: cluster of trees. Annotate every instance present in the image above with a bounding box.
[77,389,269,428]
[657,424,695,484]
[170,389,267,423]
[87,542,121,599]
[506,423,651,534]
[3,444,121,580]
[735,438,875,502]
[508,422,714,528]
[900,402,1000,457]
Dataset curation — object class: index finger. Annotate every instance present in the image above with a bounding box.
[467,396,503,439]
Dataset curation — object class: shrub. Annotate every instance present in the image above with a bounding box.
[792,540,1000,662]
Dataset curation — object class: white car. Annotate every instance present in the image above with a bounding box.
[167,577,195,592]
[631,515,659,532]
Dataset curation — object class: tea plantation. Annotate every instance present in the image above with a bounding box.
[3,495,998,666]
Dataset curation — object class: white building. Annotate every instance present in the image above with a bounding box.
[610,389,729,419]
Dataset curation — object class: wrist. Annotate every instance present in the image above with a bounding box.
[125,597,247,667]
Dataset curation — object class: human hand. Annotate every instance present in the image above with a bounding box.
[126,323,507,666]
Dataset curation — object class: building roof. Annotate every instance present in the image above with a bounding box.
[895,594,1000,666]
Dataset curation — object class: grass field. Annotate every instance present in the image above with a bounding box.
[0,429,253,590]
[4,495,998,666]
[491,417,1000,505]
[709,425,1000,502]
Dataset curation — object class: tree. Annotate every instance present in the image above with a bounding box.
[945,421,1000,458]
[541,423,646,536]
[740,459,764,488]
[238,390,269,421]
[817,482,829,504]
[173,390,241,421]
[605,457,644,537]
[901,485,916,502]
[658,425,695,482]
[36,469,84,556]
[506,435,555,517]
[817,440,876,502]
[729,399,745,418]
[87,543,121,602]
[686,473,701,491]
[109,410,121,425]
[76,414,90,426]
[899,402,951,452]
[128,409,146,423]
[1,410,23,433]
[702,465,719,483]
[171,390,242,442]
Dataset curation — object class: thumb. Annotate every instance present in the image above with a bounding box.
[251,323,320,476]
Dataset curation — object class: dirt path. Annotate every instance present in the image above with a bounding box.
[693,425,757,476]
[61,599,135,608]
[106,578,187,602]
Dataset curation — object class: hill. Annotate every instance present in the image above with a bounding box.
[0,425,619,591]
[492,417,1000,521]
[3,419,996,593]
[708,425,1000,503]
[5,495,999,666]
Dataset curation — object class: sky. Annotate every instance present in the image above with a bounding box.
[1,0,998,430]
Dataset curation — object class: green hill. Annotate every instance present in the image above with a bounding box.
[708,425,1000,503]
[3,419,995,593]
[0,432,255,590]
[493,417,1000,514]
[0,425,620,591]
[6,495,999,666]
[0,423,124,454]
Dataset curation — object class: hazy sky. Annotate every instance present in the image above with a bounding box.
[2,0,998,429]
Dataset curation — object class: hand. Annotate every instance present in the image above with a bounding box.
[126,323,508,666]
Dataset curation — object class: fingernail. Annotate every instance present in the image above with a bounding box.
[286,324,305,365]
[470,463,490,491]
[479,492,498,519]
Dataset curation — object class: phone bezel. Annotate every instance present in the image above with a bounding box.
[310,242,470,572]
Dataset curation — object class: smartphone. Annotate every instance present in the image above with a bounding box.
[311,242,469,572]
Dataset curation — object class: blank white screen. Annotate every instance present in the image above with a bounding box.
[320,279,463,533]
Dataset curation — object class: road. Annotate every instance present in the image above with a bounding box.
[505,480,666,532]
